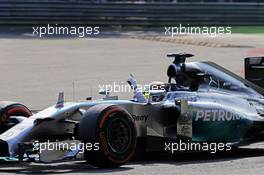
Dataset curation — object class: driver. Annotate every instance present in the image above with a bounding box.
[127,74,147,103]
[143,81,166,102]
[127,74,166,103]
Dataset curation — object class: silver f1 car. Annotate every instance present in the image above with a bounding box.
[0,53,264,168]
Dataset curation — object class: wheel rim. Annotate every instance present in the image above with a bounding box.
[106,116,132,154]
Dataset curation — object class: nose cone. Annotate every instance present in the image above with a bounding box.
[0,139,9,157]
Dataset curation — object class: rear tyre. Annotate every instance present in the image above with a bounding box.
[0,102,32,133]
[78,104,137,168]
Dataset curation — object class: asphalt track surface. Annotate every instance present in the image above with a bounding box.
[1,32,264,110]
[1,145,264,175]
[0,30,264,174]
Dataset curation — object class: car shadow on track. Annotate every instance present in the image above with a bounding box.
[0,148,264,174]
[131,147,264,166]
[0,160,132,174]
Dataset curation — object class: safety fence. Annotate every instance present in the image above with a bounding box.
[0,1,264,26]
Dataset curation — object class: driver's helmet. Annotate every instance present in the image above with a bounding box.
[143,81,166,102]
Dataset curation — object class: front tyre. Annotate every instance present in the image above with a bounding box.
[0,102,32,133]
[78,104,137,168]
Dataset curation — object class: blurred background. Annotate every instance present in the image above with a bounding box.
[0,0,263,28]
[0,0,263,110]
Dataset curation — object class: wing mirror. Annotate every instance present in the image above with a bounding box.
[196,73,210,78]
[223,82,239,90]
[223,82,232,88]
[98,88,118,100]
[194,73,211,84]
[98,88,110,96]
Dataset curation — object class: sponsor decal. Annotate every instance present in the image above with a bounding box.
[194,109,242,121]
[178,111,192,138]
[132,114,148,122]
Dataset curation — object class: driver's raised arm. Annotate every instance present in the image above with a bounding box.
[127,74,147,103]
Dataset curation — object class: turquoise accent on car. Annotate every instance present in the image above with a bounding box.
[192,112,253,143]
[0,157,18,162]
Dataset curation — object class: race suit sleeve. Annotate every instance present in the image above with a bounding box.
[127,74,147,103]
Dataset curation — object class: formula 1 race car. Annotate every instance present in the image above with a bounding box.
[1,53,264,168]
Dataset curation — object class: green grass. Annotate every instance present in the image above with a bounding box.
[231,26,264,34]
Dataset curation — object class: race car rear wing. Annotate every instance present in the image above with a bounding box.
[245,57,264,89]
